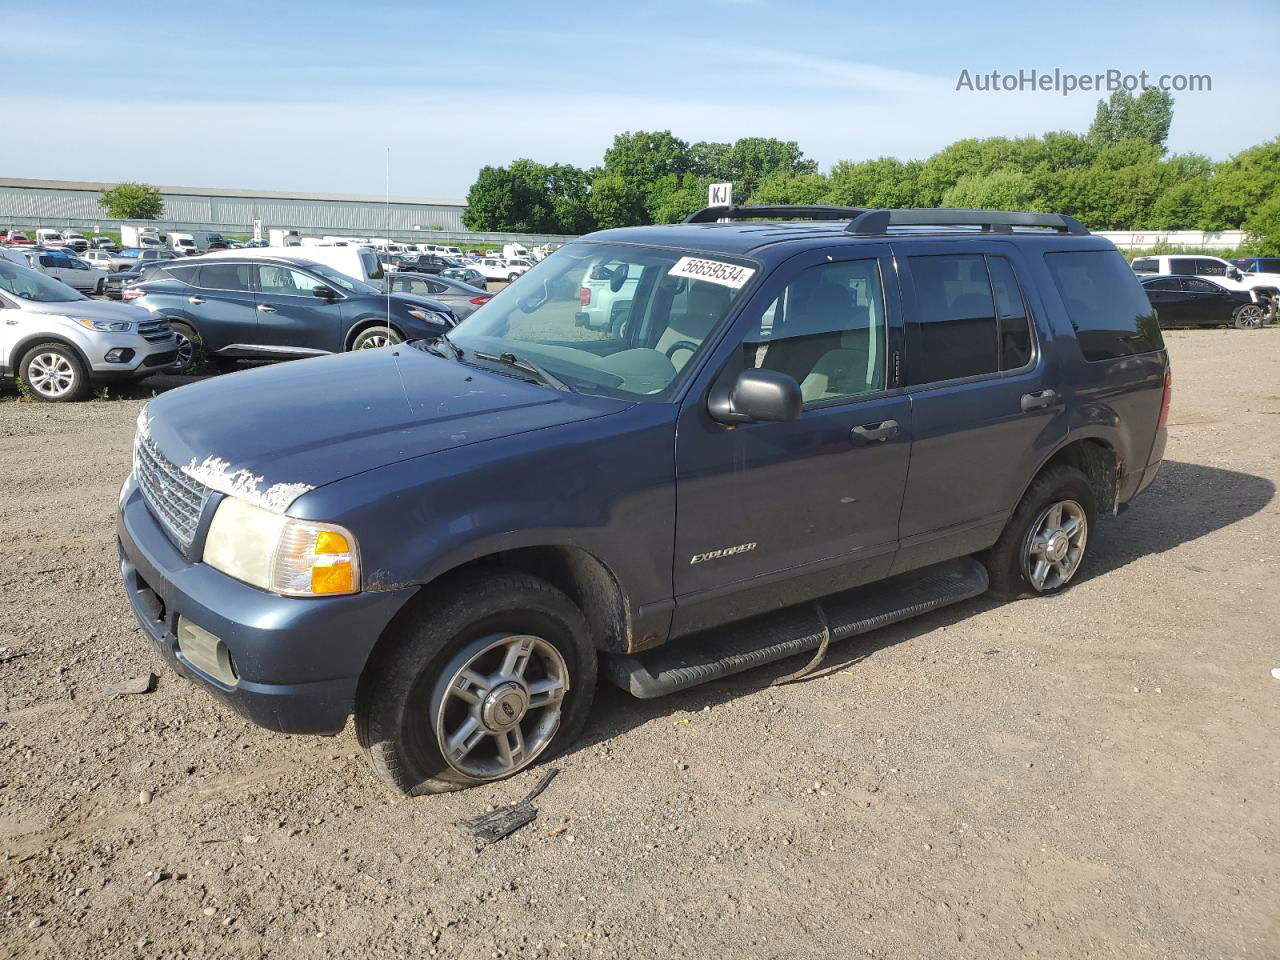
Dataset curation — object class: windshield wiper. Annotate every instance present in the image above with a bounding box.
[426,331,464,361]
[473,350,574,393]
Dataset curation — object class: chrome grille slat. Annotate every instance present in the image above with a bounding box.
[138,320,172,343]
[134,432,211,547]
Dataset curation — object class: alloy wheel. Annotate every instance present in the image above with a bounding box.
[432,633,569,780]
[26,352,77,399]
[1022,499,1088,592]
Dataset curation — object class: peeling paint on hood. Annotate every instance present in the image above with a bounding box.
[182,455,315,515]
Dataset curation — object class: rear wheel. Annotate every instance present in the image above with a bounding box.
[19,342,89,402]
[350,326,403,351]
[983,465,1096,600]
[1233,303,1265,329]
[356,572,596,795]
[508,273,520,282]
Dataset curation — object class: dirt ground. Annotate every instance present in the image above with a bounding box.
[0,330,1276,960]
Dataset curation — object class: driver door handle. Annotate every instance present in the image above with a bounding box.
[1021,389,1057,412]
[851,419,899,444]
[187,296,204,305]
[257,304,276,313]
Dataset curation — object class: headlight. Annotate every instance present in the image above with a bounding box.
[202,496,360,597]
[75,317,133,332]
[406,308,449,325]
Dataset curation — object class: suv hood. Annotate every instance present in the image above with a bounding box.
[140,348,630,514]
[17,298,154,322]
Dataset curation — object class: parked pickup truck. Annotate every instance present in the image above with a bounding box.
[118,204,1169,796]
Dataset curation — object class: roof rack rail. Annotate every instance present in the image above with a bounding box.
[684,204,870,224]
[846,208,1089,236]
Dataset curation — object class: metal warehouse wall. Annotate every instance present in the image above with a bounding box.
[0,184,466,233]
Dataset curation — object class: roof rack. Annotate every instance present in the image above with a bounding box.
[846,208,1089,236]
[682,204,1089,236]
[683,204,870,224]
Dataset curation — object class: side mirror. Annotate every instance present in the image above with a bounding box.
[313,285,336,299]
[708,368,803,424]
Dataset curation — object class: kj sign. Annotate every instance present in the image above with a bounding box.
[708,182,733,207]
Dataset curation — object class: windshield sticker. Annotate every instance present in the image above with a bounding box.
[668,257,755,289]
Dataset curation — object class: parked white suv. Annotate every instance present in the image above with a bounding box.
[0,258,180,401]
[474,257,529,283]
[1131,254,1280,315]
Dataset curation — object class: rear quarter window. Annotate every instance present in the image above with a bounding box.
[1046,250,1164,362]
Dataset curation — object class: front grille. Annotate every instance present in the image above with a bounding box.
[138,319,172,343]
[135,433,211,547]
[143,350,178,367]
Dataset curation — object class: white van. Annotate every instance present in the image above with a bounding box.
[202,244,384,284]
[168,232,199,256]
[36,228,63,246]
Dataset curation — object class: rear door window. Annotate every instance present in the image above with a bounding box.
[1045,250,1164,361]
[906,254,998,384]
[194,263,254,291]
[1168,258,1196,276]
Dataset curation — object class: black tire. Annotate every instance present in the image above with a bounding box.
[18,342,89,402]
[168,321,199,372]
[982,465,1097,601]
[507,273,519,282]
[356,572,597,795]
[349,325,403,351]
[1233,303,1265,329]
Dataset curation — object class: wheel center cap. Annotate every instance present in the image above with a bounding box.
[481,682,529,733]
[1046,532,1069,561]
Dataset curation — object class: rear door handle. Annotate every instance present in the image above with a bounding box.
[850,419,899,444]
[187,296,204,305]
[1021,389,1057,412]
[257,304,276,313]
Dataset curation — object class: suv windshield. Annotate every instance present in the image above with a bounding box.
[448,242,756,401]
[0,260,85,303]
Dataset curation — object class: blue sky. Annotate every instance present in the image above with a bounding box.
[4,0,1277,200]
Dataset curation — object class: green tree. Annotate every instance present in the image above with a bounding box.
[98,182,163,219]
[749,171,831,206]
[1242,194,1280,256]
[1203,137,1280,229]
[825,158,924,208]
[462,160,594,233]
[587,173,647,229]
[940,170,1041,211]
[689,141,733,180]
[1087,88,1174,150]
[647,173,711,224]
[602,130,693,183]
[725,137,818,199]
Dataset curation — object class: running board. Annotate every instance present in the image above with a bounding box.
[603,558,989,699]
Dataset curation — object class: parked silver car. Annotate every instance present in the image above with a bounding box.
[384,272,493,320]
[0,259,179,401]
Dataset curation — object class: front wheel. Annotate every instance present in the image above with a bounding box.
[350,326,403,351]
[983,465,1096,601]
[19,342,89,402]
[1233,303,1265,329]
[356,572,597,795]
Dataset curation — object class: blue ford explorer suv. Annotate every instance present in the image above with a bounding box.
[117,206,1169,795]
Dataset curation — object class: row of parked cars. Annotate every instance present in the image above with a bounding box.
[1130,254,1280,329]
[0,241,499,400]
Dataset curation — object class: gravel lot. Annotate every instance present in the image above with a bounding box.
[1,330,1276,960]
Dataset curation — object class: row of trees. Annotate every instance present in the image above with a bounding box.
[463,90,1280,252]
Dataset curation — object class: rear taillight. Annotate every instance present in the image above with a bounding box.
[1157,368,1172,428]
[122,287,144,301]
[579,287,591,306]
[469,296,490,305]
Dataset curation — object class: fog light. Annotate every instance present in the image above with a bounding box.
[176,617,239,686]
[105,348,135,363]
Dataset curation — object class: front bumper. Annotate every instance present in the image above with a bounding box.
[88,331,181,378]
[117,478,416,734]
